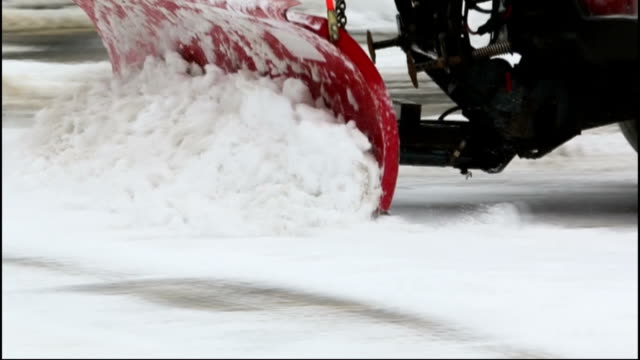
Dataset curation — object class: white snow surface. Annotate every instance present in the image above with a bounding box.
[2,3,638,358]
[2,60,111,108]
[3,57,638,358]
[3,54,381,237]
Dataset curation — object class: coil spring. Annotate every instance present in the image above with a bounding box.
[472,41,512,58]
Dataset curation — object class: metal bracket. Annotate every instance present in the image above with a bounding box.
[327,9,340,42]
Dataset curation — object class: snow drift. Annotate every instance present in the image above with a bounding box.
[9,53,382,236]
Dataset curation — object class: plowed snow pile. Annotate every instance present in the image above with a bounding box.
[7,53,381,236]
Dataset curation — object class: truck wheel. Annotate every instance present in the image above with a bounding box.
[619,120,638,152]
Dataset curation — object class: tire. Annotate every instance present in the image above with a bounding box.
[619,120,638,152]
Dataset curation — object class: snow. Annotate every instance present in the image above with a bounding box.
[270,27,327,62]
[3,53,381,237]
[3,173,637,357]
[2,2,638,358]
[3,56,637,357]
[2,60,111,107]
[5,263,507,358]
[1,0,75,8]
[1,6,93,32]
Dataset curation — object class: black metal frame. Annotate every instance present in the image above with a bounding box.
[371,0,637,174]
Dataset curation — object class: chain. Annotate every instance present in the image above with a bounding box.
[335,0,347,28]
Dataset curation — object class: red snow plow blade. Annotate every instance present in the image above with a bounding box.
[73,0,399,212]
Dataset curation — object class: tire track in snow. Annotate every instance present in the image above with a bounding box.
[3,255,553,358]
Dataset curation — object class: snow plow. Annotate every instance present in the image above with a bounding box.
[72,0,398,212]
[73,0,637,212]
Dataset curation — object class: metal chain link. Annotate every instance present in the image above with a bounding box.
[335,0,347,28]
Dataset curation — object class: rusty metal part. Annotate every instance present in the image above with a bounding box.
[366,31,401,64]
[327,10,339,42]
[472,41,512,58]
[450,140,467,165]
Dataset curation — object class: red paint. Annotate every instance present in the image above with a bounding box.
[505,72,512,93]
[579,0,638,15]
[503,5,513,19]
[326,0,335,11]
[72,0,399,212]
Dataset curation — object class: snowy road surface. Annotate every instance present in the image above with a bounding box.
[2,2,638,358]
